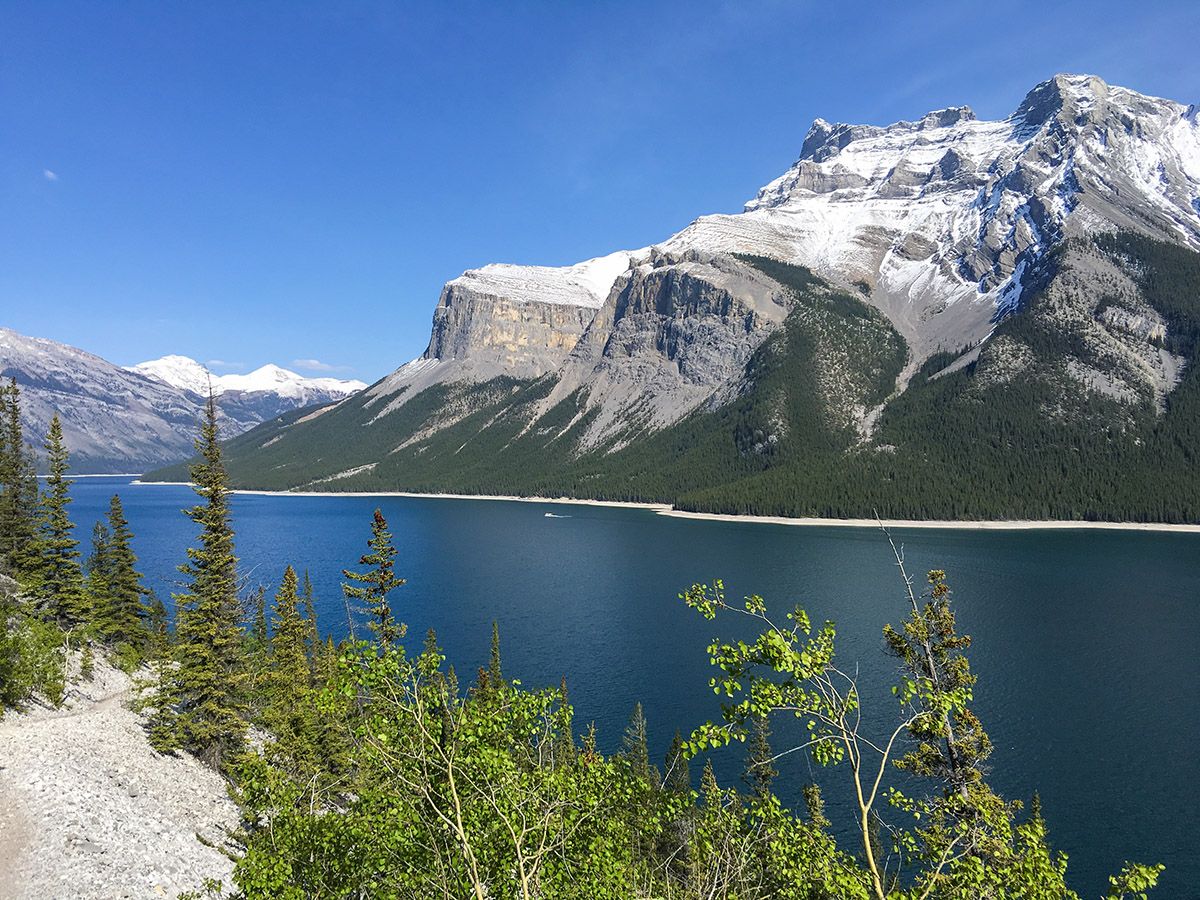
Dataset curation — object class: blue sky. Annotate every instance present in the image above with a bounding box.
[3,0,1198,382]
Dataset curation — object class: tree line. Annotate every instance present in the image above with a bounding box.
[0,381,1164,898]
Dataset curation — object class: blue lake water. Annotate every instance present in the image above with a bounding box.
[69,476,1200,897]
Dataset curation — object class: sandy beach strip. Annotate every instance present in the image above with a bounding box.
[130,480,1200,533]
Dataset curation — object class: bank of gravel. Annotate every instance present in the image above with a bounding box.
[0,658,237,899]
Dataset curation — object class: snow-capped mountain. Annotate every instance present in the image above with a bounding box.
[127,355,215,397]
[198,74,1200,523]
[0,333,366,473]
[130,356,364,403]
[357,74,1200,445]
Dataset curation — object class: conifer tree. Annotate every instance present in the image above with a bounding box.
[744,713,777,803]
[487,620,503,690]
[554,676,575,766]
[85,521,112,622]
[700,759,720,807]
[665,729,690,796]
[248,585,268,656]
[341,509,404,650]
[37,415,86,625]
[101,494,150,648]
[264,566,315,769]
[145,592,169,653]
[802,783,829,829]
[170,394,247,769]
[622,701,654,785]
[0,379,39,579]
[301,569,319,669]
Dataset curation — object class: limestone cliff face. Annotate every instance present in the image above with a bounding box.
[425,282,596,379]
[544,252,790,446]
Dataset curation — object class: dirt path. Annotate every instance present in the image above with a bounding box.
[0,661,236,899]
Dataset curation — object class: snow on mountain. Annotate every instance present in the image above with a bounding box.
[0,331,368,473]
[660,74,1200,355]
[0,329,209,473]
[355,73,1200,452]
[447,249,649,310]
[128,355,215,397]
[130,357,366,401]
[410,75,1200,368]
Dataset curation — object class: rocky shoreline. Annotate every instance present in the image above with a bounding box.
[0,658,236,899]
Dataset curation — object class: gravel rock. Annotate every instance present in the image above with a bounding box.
[0,659,237,899]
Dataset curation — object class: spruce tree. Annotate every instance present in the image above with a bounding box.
[37,415,86,626]
[145,592,169,653]
[554,676,575,766]
[700,759,721,808]
[621,701,653,784]
[744,713,777,803]
[264,566,314,769]
[341,509,405,650]
[301,569,319,669]
[0,379,38,579]
[102,494,149,648]
[170,394,247,769]
[488,620,503,690]
[85,521,112,625]
[248,585,268,656]
[665,729,690,795]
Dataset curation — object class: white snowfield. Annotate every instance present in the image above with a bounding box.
[423,75,1200,356]
[445,248,649,310]
[130,355,366,400]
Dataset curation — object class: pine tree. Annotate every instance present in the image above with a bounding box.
[264,566,314,769]
[37,415,86,626]
[621,701,654,785]
[802,783,829,829]
[554,677,575,766]
[744,713,777,803]
[248,585,268,655]
[170,394,247,769]
[341,509,405,650]
[101,494,150,648]
[487,620,503,690]
[700,759,721,808]
[145,592,169,653]
[301,569,319,669]
[665,729,690,795]
[85,521,112,628]
[0,379,38,580]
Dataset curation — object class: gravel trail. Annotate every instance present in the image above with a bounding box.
[0,660,237,899]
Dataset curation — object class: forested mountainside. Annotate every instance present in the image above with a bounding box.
[151,235,1200,521]
[149,75,1200,521]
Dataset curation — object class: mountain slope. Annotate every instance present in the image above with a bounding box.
[0,333,364,473]
[160,74,1200,521]
[130,356,365,425]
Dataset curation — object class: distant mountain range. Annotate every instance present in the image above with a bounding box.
[0,329,364,473]
[154,74,1200,522]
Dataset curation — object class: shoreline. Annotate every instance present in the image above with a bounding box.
[130,480,1200,533]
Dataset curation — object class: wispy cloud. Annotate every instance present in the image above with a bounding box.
[43,169,58,182]
[206,359,245,371]
[293,358,352,373]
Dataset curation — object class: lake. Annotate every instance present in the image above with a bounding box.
[68,476,1200,897]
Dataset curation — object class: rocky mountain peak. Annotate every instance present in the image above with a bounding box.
[1013,73,1110,131]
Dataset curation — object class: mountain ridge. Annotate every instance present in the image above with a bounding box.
[0,331,365,473]
[141,74,1200,521]
[130,355,365,402]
